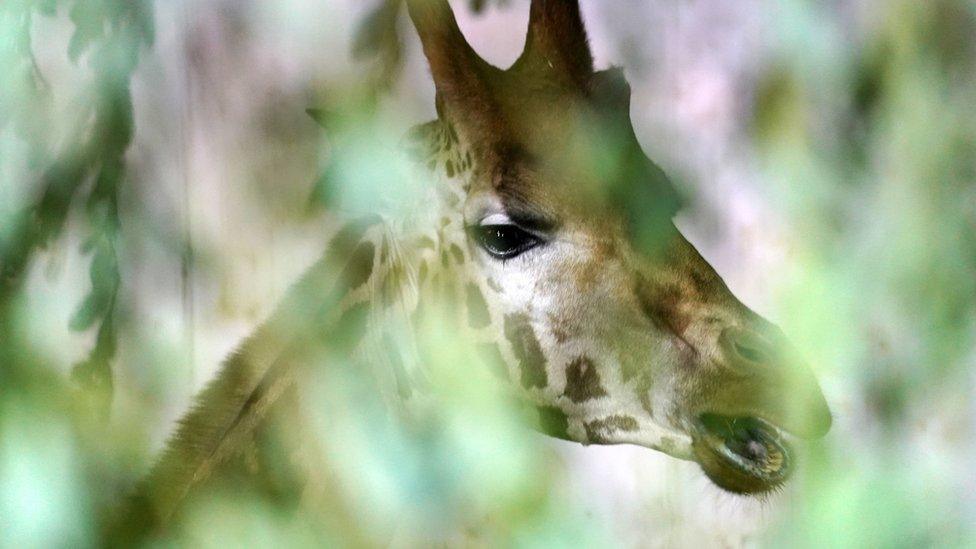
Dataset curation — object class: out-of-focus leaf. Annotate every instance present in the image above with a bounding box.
[1,0,155,423]
[70,315,117,422]
[352,0,403,93]
[37,0,58,16]
[306,161,340,214]
[352,0,400,61]
[30,153,91,249]
[69,293,101,332]
[131,0,156,47]
[67,0,107,62]
[69,236,118,331]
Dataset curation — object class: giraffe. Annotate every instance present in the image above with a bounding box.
[113,0,832,540]
[394,0,831,493]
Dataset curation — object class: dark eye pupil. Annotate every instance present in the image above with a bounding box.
[474,224,538,259]
[486,227,517,248]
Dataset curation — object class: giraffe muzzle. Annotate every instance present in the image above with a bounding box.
[692,413,793,494]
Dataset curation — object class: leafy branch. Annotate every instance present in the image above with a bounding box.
[0,0,154,420]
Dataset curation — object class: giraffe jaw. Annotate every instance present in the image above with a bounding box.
[692,413,793,495]
[613,425,696,462]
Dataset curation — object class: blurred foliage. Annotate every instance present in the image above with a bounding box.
[753,0,976,545]
[1,0,154,421]
[1,2,155,546]
[353,0,403,94]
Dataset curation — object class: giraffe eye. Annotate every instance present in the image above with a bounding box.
[470,224,541,259]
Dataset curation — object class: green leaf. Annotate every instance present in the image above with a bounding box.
[36,0,57,17]
[69,292,102,331]
[67,0,107,62]
[352,0,403,92]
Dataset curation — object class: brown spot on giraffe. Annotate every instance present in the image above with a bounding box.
[315,216,382,308]
[449,243,465,264]
[326,215,380,258]
[562,356,607,403]
[417,236,436,250]
[503,314,548,389]
[584,415,639,444]
[337,242,374,295]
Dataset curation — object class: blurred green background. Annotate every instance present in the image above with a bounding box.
[1,0,974,546]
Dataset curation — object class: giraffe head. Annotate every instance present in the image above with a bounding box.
[405,0,830,495]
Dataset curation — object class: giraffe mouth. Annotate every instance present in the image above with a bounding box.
[692,413,793,494]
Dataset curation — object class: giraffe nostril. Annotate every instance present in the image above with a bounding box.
[733,341,765,364]
[721,327,772,368]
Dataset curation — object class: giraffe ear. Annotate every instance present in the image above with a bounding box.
[513,0,594,90]
[406,0,502,142]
